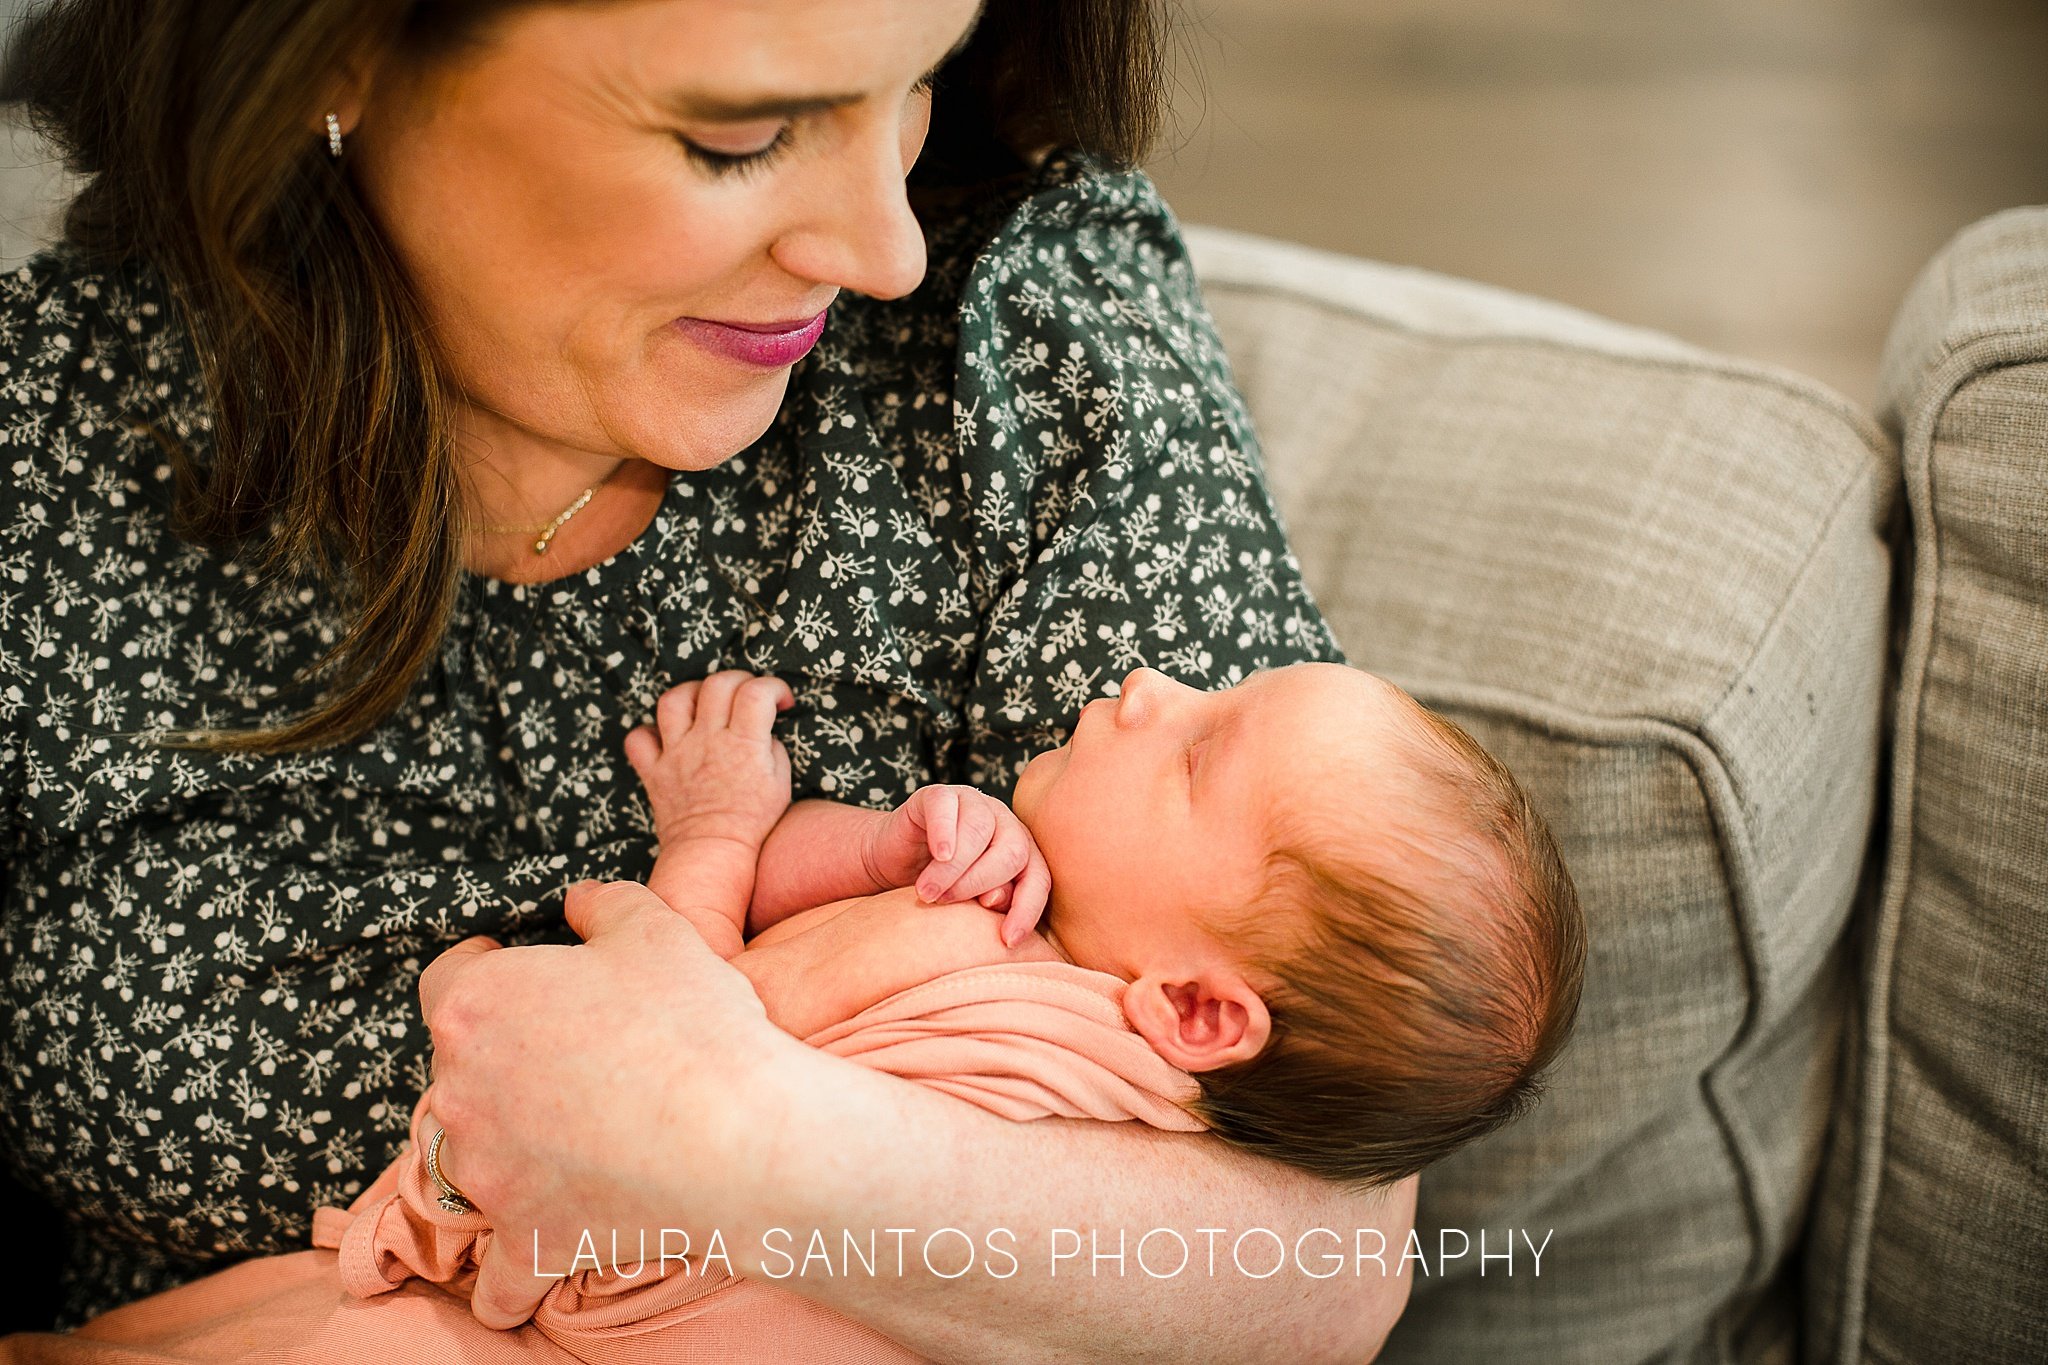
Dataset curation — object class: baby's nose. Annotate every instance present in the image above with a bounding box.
[1122,666,1165,694]
[1115,667,1169,725]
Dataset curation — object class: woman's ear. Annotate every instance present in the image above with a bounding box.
[1124,970,1272,1073]
[310,50,381,140]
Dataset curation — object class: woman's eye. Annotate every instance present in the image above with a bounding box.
[678,126,795,180]
[680,72,937,181]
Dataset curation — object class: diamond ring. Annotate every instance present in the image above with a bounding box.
[426,1125,476,1215]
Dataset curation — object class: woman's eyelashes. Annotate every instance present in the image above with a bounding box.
[678,71,940,181]
[679,126,794,180]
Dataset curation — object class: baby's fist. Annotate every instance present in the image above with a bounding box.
[868,784,1051,946]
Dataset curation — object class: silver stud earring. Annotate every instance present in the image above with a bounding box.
[325,112,344,160]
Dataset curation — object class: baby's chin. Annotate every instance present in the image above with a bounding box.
[1012,744,1069,820]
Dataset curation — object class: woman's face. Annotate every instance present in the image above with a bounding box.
[342,0,982,472]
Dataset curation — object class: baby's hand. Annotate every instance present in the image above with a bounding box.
[625,671,794,852]
[868,784,1051,947]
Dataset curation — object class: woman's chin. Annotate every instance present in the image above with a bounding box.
[619,368,790,472]
[647,420,776,473]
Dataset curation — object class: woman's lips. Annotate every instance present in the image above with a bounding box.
[671,310,828,368]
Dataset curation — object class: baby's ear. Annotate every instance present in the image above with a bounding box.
[1124,971,1272,1073]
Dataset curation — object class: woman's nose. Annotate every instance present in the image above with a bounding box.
[772,115,928,303]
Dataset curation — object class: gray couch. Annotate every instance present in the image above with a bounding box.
[1184,207,2047,1362]
[5,102,2043,1359]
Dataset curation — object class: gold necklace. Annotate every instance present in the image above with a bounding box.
[479,460,629,556]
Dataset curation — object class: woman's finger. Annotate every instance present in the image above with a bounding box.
[562,878,694,946]
[415,1099,468,1194]
[938,820,1029,903]
[417,934,502,1024]
[470,1235,555,1331]
[917,796,996,898]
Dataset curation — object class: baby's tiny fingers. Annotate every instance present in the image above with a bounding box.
[728,674,792,736]
[1001,852,1052,946]
[655,683,699,741]
[623,723,662,779]
[935,835,1030,905]
[692,670,754,730]
[916,862,962,903]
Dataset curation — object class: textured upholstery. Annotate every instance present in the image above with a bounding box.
[1186,223,1896,1363]
[1806,206,2048,1365]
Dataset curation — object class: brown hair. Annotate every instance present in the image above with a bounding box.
[1,0,1178,752]
[1190,699,1587,1190]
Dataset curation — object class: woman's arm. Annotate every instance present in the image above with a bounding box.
[732,1041,1419,1364]
[423,882,1414,1363]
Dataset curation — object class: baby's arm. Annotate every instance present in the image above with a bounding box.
[623,671,795,960]
[746,799,897,929]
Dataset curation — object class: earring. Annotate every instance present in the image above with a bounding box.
[325,112,344,159]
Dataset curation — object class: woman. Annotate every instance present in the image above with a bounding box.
[0,0,1416,1356]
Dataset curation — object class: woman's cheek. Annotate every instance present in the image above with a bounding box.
[637,198,768,304]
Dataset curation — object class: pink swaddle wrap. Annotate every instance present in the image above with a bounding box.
[1,960,1204,1365]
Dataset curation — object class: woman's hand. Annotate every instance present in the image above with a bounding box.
[416,878,804,1330]
[866,783,1051,944]
[413,879,1413,1360]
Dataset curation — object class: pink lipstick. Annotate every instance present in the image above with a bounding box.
[671,309,828,368]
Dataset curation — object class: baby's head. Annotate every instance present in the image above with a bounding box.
[1011,662,1585,1189]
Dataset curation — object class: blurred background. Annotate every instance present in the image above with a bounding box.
[5,0,2047,406]
[1144,0,2048,406]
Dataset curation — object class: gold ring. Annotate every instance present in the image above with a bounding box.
[426,1125,476,1214]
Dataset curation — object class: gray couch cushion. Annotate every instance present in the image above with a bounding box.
[1807,206,2048,1364]
[1184,224,1896,1364]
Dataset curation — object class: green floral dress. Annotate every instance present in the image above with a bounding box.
[0,148,1346,1324]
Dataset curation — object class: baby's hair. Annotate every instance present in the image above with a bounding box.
[1188,692,1585,1189]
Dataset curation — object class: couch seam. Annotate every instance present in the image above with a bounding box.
[1831,338,2039,1365]
[1201,276,1891,454]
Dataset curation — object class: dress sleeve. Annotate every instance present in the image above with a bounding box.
[946,157,1348,802]
[0,250,80,822]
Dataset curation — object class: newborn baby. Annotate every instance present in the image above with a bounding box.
[631,660,1585,1188]
[3,663,1576,1365]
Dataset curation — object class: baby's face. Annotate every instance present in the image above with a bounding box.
[1011,662,1420,980]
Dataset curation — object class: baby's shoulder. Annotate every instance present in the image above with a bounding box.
[740,887,1062,1029]
[808,886,1066,969]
